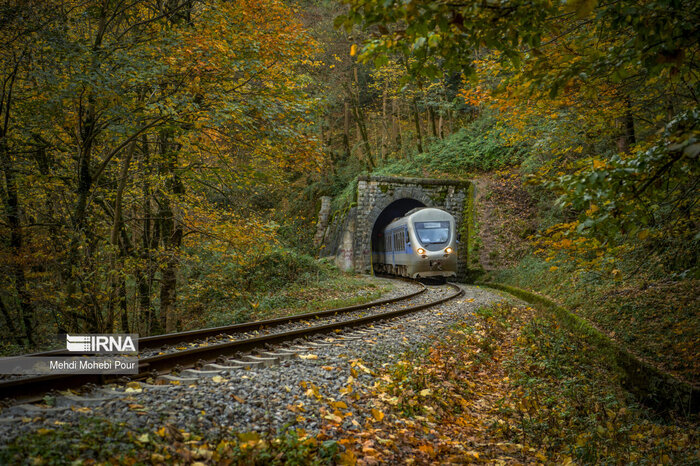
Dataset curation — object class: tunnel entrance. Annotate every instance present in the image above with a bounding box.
[370,198,426,273]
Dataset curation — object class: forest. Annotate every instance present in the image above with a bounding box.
[0,0,698,462]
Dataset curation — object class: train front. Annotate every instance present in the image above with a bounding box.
[406,208,457,278]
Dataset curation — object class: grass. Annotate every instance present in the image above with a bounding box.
[488,256,700,387]
[186,272,391,330]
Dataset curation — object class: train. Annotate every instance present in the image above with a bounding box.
[373,207,458,278]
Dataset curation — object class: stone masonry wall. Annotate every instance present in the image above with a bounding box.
[320,175,472,281]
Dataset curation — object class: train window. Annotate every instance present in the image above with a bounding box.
[415,221,450,245]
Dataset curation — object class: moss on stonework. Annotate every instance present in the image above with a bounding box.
[429,188,448,205]
[378,184,390,194]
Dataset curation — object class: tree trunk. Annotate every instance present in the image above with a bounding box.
[381,84,389,160]
[392,98,402,152]
[0,60,36,345]
[0,297,23,345]
[157,130,183,333]
[343,101,351,158]
[138,134,155,335]
[412,98,423,153]
[429,107,438,138]
[107,142,135,331]
[616,97,636,154]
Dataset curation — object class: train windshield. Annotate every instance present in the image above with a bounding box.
[415,221,449,245]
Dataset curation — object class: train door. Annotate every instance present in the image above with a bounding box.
[403,226,411,254]
[390,229,395,268]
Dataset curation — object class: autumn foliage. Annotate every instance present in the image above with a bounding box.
[0,0,323,347]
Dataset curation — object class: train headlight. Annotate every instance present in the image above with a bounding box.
[445,247,453,254]
[416,248,426,255]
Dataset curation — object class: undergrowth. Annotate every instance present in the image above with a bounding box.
[0,418,339,465]
[180,250,389,331]
[333,302,698,463]
[502,304,697,464]
[490,257,700,385]
[373,114,528,178]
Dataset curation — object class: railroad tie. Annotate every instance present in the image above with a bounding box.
[306,341,332,347]
[180,369,224,378]
[339,335,362,341]
[287,345,314,352]
[54,394,118,407]
[226,358,265,368]
[4,404,68,415]
[257,350,297,360]
[155,374,199,385]
[202,363,244,372]
[241,355,278,367]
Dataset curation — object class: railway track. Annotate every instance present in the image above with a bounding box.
[0,280,461,403]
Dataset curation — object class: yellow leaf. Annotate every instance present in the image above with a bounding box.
[211,375,225,383]
[419,389,431,397]
[592,158,606,169]
[371,408,384,422]
[299,354,318,360]
[324,413,343,423]
[338,449,357,466]
[350,44,358,56]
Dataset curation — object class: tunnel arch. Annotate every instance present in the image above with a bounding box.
[338,176,470,279]
[365,191,435,273]
[370,198,426,271]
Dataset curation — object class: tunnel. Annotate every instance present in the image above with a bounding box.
[370,198,426,273]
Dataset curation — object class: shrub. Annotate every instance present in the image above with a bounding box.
[238,248,323,292]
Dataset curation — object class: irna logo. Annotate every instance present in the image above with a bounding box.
[66,334,138,354]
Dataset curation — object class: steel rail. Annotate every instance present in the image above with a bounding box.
[0,282,461,402]
[18,279,426,358]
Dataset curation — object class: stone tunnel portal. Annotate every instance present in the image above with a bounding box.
[316,176,472,280]
[370,198,426,273]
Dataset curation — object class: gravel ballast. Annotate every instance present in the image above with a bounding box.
[0,280,511,445]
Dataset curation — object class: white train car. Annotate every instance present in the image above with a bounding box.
[374,207,457,278]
